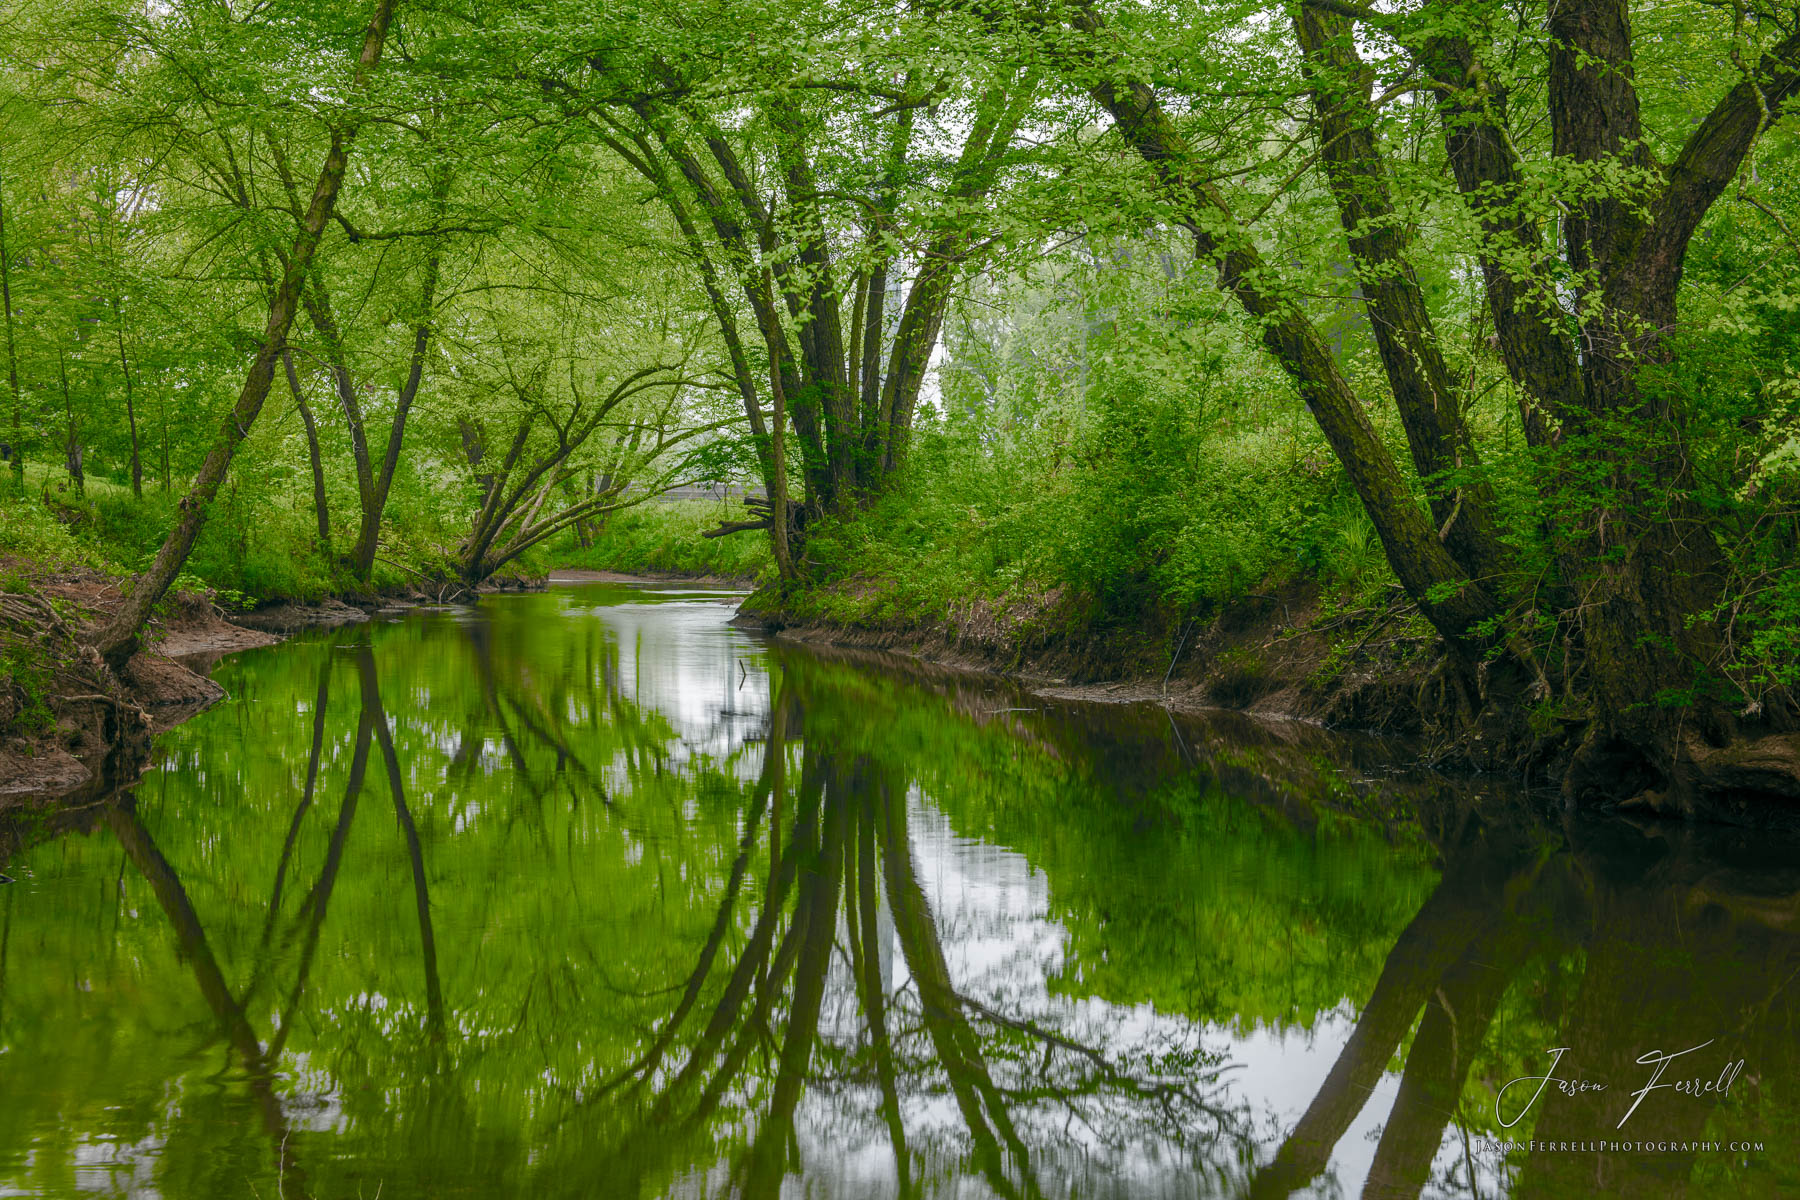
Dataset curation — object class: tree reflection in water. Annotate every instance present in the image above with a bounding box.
[1,587,1797,1199]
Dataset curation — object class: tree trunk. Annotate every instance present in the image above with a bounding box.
[1540,0,1796,803]
[457,414,533,584]
[1293,8,1507,587]
[90,0,398,669]
[770,101,857,508]
[113,297,142,498]
[299,277,378,574]
[344,181,447,581]
[0,168,23,492]
[1411,7,1800,803]
[57,349,82,496]
[282,348,332,549]
[762,272,796,583]
[1419,32,1582,445]
[1061,7,1498,649]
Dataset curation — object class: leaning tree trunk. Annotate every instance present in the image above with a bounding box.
[1292,7,1508,589]
[281,348,332,549]
[90,0,398,669]
[1059,6,1500,652]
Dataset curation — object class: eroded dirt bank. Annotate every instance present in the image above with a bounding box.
[5,568,260,801]
[735,582,1800,828]
[733,582,1570,795]
[1,560,563,804]
[738,583,1428,717]
[0,554,577,805]
[2,561,390,804]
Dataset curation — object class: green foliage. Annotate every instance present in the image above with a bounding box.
[0,490,92,569]
[555,500,772,580]
[780,246,1409,639]
[1,640,55,732]
[0,0,1795,749]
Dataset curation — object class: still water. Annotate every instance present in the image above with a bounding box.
[1,583,1796,1199]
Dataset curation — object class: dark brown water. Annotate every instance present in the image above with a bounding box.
[1,582,1795,1198]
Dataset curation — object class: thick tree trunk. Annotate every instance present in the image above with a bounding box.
[1062,8,1499,648]
[90,0,397,669]
[1540,0,1782,803]
[1413,7,1800,805]
[1293,8,1508,587]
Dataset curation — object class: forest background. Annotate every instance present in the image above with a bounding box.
[2,0,1798,817]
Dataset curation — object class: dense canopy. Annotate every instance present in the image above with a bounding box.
[3,0,1799,815]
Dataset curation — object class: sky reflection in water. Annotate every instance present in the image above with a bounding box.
[1,583,1796,1199]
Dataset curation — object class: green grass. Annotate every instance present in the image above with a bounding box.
[758,400,1398,646]
[553,500,773,581]
[1,485,102,571]
[6,467,403,604]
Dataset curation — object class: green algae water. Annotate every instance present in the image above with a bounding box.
[1,583,1796,1199]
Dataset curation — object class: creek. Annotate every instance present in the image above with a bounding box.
[1,582,1795,1199]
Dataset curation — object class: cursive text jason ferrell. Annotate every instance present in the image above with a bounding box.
[1496,1041,1747,1130]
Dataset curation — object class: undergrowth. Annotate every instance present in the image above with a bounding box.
[554,501,772,580]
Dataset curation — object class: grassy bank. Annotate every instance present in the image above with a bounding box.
[2,468,481,795]
[741,400,1424,674]
[552,501,772,581]
[2,463,526,606]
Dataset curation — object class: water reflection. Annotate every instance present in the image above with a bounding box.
[0,584,1796,1199]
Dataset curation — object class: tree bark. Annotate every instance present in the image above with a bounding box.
[282,348,332,549]
[1542,0,1800,800]
[91,0,398,669]
[56,349,82,495]
[1417,29,1582,445]
[769,101,857,507]
[1293,7,1508,586]
[1061,6,1498,648]
[1,168,24,491]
